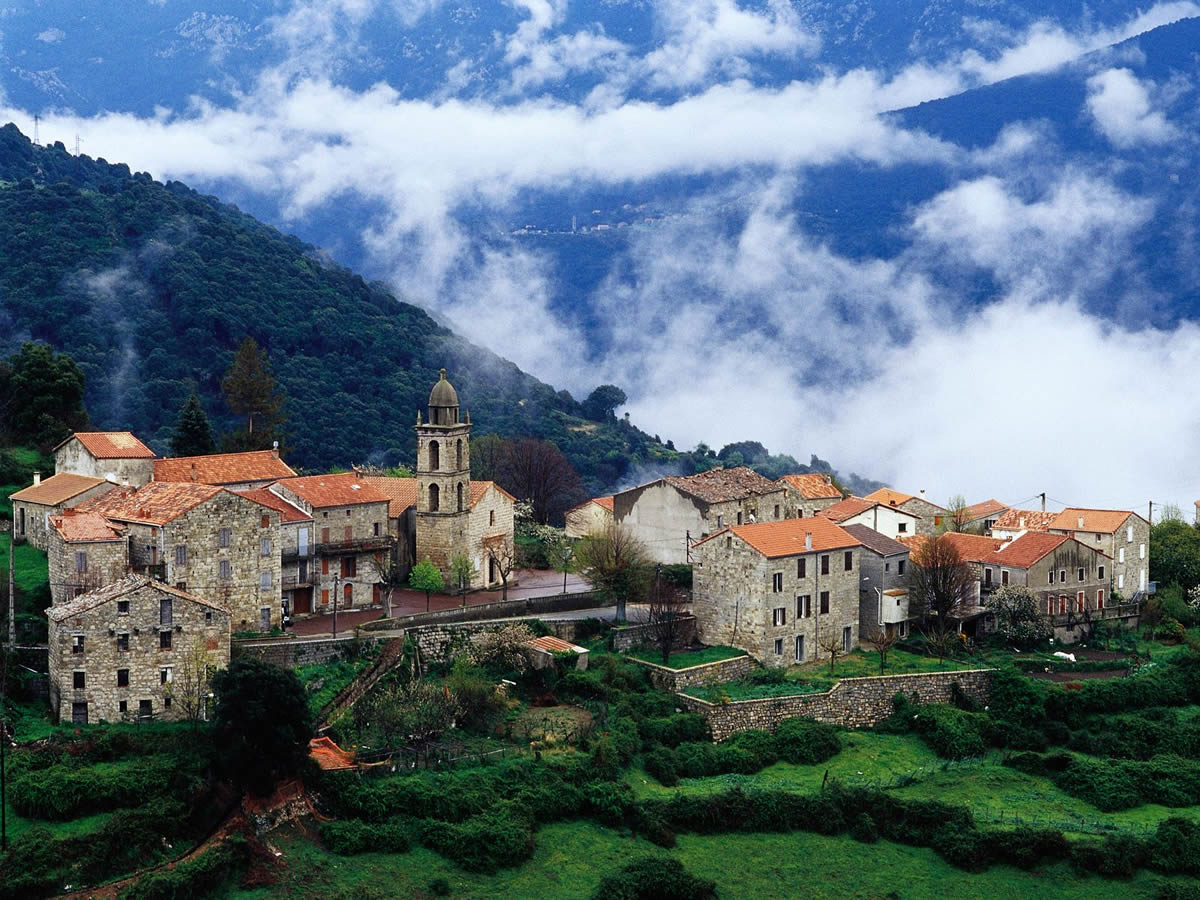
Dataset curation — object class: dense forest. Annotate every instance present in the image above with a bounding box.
[0,124,877,495]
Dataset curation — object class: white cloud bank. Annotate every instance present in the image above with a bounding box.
[1086,67,1178,147]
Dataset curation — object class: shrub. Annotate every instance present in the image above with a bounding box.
[640,713,709,748]
[9,754,181,820]
[644,747,680,786]
[556,671,609,700]
[911,705,986,760]
[988,826,1070,870]
[1156,618,1187,643]
[419,802,534,873]
[1148,817,1200,876]
[429,878,452,897]
[774,718,841,764]
[591,857,716,900]
[120,838,248,900]
[321,819,410,855]
[851,813,879,843]
[722,729,778,768]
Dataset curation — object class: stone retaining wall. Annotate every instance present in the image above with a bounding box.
[677,668,994,741]
[629,653,754,692]
[610,616,696,652]
[362,591,605,631]
[407,618,578,668]
[234,634,378,668]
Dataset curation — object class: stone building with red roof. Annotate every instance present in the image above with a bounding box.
[11,472,116,551]
[565,496,614,538]
[52,431,156,486]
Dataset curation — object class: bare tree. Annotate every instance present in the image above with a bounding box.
[167,642,215,726]
[495,437,586,525]
[864,628,898,675]
[575,523,651,623]
[906,534,976,645]
[647,567,690,665]
[944,495,971,533]
[371,552,406,619]
[484,535,519,602]
[817,633,844,674]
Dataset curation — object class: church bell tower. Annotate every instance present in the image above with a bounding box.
[415,369,472,572]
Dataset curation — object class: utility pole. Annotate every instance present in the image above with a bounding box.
[1148,501,1154,526]
[8,530,14,647]
[1040,492,1046,513]
[73,133,82,155]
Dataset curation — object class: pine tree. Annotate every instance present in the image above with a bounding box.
[221,337,285,451]
[169,392,216,457]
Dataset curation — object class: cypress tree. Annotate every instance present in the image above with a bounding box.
[170,392,216,457]
[220,337,285,451]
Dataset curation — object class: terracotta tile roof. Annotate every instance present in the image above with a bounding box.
[820,497,919,523]
[47,574,228,622]
[78,481,224,525]
[991,508,1057,532]
[841,524,910,557]
[899,532,1007,564]
[309,736,356,771]
[662,467,782,504]
[235,488,311,523]
[360,477,419,517]
[153,450,295,486]
[10,473,107,506]
[883,588,908,597]
[1049,507,1143,534]
[55,432,155,459]
[49,510,124,543]
[593,496,614,512]
[962,499,1008,521]
[526,635,587,654]
[274,473,389,508]
[696,516,861,559]
[777,473,842,500]
[865,488,947,512]
[988,532,1082,568]
[471,481,516,508]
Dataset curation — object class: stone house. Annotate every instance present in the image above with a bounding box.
[152,449,296,490]
[77,481,283,631]
[819,497,921,539]
[565,496,614,538]
[959,499,1009,533]
[614,467,789,564]
[1047,508,1151,598]
[235,488,314,619]
[361,476,418,582]
[984,532,1116,643]
[842,524,912,640]
[270,473,392,614]
[693,517,865,667]
[863,488,948,536]
[47,510,129,606]
[989,508,1058,542]
[46,575,231,725]
[901,532,1007,606]
[10,472,115,551]
[52,431,155,486]
[775,473,842,518]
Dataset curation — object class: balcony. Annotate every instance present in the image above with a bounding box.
[282,575,313,589]
[315,535,393,555]
[1049,602,1140,628]
[281,547,312,563]
[135,563,167,582]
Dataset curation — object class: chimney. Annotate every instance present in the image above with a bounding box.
[32,471,40,486]
[804,532,812,551]
[272,440,279,459]
[1019,516,1026,529]
[919,489,926,499]
[823,474,831,485]
[1077,516,1084,529]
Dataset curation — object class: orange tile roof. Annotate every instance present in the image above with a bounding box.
[991,508,1057,532]
[526,635,586,653]
[819,497,919,523]
[988,532,1086,568]
[899,532,1007,564]
[360,477,419,517]
[236,488,311,523]
[10,473,107,506]
[962,499,1008,521]
[309,736,356,771]
[471,481,516,508]
[55,432,155,459]
[50,510,124,543]
[78,481,224,525]
[593,496,614,512]
[865,488,947,512]
[696,516,861,558]
[153,450,295,486]
[663,467,782,504]
[777,473,842,500]
[1049,508,1143,534]
[47,574,228,622]
[275,473,389,508]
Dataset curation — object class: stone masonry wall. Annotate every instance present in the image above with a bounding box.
[55,441,153,486]
[48,530,128,606]
[234,634,378,668]
[311,500,391,612]
[629,653,753,692]
[467,484,515,588]
[610,615,697,652]
[48,583,231,724]
[677,668,994,741]
[14,482,114,551]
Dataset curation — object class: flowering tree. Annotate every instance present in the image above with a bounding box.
[985,585,1052,648]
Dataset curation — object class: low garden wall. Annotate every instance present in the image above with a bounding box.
[629,653,754,692]
[406,618,579,668]
[678,668,994,741]
[610,616,697,652]
[234,634,378,668]
[362,591,606,631]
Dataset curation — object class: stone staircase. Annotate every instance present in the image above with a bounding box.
[316,636,407,731]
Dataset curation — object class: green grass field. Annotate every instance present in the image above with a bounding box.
[0,539,49,600]
[0,447,48,520]
[627,645,747,668]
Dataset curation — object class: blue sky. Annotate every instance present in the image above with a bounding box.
[3,0,1200,515]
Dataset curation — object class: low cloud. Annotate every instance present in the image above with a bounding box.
[36,27,65,44]
[1086,67,1177,147]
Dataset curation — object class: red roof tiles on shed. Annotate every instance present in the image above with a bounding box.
[56,432,155,459]
[154,450,296,486]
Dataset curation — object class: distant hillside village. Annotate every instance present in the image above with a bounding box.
[567,475,1151,669]
[13,370,515,725]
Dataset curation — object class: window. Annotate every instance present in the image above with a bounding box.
[260,571,272,590]
[772,573,783,593]
[843,551,853,572]
[73,671,85,689]
[795,635,806,662]
[457,482,464,512]
[160,598,172,626]
[1059,569,1066,583]
[344,525,353,541]
[898,560,906,576]
[1140,543,1145,560]
[164,696,172,709]
[117,668,129,687]
[341,556,357,577]
[1118,573,1125,589]
[321,589,330,606]
[1001,570,1009,586]
[1078,568,1085,582]
[737,512,743,526]
[430,440,440,470]
[161,667,172,684]
[884,561,891,573]
[774,504,780,518]
[373,522,381,537]
[1059,595,1067,615]
[489,510,496,526]
[219,560,232,580]
[344,583,353,605]
[1048,571,1055,585]
[796,595,811,618]
[261,538,271,557]
[72,634,85,653]
[726,537,732,549]
[205,611,213,624]
[321,527,330,544]
[1098,565,1105,580]
[772,607,786,626]
[138,699,152,719]
[430,483,440,511]
[119,700,127,714]
[1095,533,1102,542]
[117,633,129,651]
[219,528,231,548]
[1097,589,1105,608]
[456,439,463,470]
[346,509,351,517]
[322,557,330,575]
[898,522,908,533]
[1127,525,1134,542]
[1119,548,1125,563]
[160,630,172,650]
[774,638,784,655]
[797,558,806,578]
[717,514,724,528]
[899,621,908,638]
[117,600,129,615]
[984,567,992,587]
[819,591,829,614]
[75,551,87,574]
[842,626,853,653]
[821,555,830,575]
[1077,591,1085,611]
[261,515,270,529]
